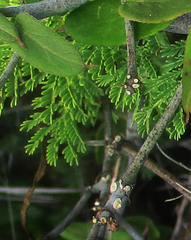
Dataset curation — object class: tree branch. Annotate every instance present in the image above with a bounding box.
[0,52,20,90]
[165,13,191,34]
[125,19,137,78]
[0,0,88,19]
[40,181,107,240]
[120,83,182,190]
[114,212,144,240]
[121,144,191,201]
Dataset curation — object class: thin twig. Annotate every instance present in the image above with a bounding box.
[41,187,93,240]
[0,52,20,90]
[86,224,100,240]
[40,180,108,240]
[87,97,114,240]
[85,140,105,147]
[1,158,16,240]
[121,143,191,202]
[102,96,113,176]
[0,187,79,194]
[171,174,191,240]
[156,143,191,172]
[114,212,144,240]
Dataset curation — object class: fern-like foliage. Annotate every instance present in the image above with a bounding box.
[0,22,187,166]
[0,44,13,113]
[20,69,103,166]
[135,33,185,139]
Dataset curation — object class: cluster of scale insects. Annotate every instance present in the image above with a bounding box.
[122,74,141,95]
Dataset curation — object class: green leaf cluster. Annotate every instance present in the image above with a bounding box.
[0,9,187,166]
[135,34,185,139]
[19,69,104,166]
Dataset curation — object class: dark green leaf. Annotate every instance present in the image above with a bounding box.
[65,0,126,46]
[118,0,191,23]
[182,28,191,123]
[134,21,173,41]
[9,13,84,77]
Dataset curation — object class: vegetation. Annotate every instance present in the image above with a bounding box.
[0,0,191,240]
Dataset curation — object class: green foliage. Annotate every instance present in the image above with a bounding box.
[134,33,185,139]
[65,0,126,46]
[8,13,84,77]
[182,28,191,122]
[65,0,173,46]
[0,0,9,8]
[20,71,102,166]
[118,0,191,23]
[0,10,187,166]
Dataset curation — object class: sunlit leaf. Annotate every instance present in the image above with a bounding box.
[0,0,8,8]
[9,13,84,77]
[118,0,191,23]
[182,28,191,123]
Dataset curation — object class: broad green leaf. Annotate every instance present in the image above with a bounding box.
[65,0,172,45]
[133,21,173,41]
[182,28,191,123]
[0,0,8,7]
[65,0,126,46]
[9,13,84,77]
[118,0,191,23]
[0,12,24,47]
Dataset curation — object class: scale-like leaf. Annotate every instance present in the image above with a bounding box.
[182,28,191,123]
[118,0,191,23]
[0,12,24,47]
[9,13,84,77]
